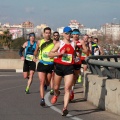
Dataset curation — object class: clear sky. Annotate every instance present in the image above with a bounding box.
[0,0,120,30]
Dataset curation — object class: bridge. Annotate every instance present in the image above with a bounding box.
[0,56,120,120]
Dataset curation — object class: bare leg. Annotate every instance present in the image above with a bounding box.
[50,71,54,90]
[38,72,46,98]
[63,74,74,109]
[23,72,29,79]
[26,70,34,88]
[54,73,62,95]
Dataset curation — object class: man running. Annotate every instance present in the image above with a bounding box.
[50,31,60,95]
[81,34,92,71]
[93,38,104,55]
[70,29,87,101]
[48,26,74,116]
[34,27,54,106]
[19,32,37,94]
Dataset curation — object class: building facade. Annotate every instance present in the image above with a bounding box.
[101,23,120,41]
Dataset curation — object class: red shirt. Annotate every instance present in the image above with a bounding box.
[54,40,75,65]
[74,40,82,64]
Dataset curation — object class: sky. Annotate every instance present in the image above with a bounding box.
[0,0,120,30]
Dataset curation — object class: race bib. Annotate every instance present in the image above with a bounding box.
[75,57,80,63]
[42,52,49,58]
[26,54,34,61]
[62,54,72,63]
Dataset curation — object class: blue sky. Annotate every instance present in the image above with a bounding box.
[0,0,120,30]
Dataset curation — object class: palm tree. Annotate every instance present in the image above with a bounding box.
[2,30,12,49]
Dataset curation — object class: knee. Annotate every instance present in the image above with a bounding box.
[23,75,28,79]
[64,87,71,93]
[40,80,44,85]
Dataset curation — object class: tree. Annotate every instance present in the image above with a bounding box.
[3,30,12,49]
[0,30,12,49]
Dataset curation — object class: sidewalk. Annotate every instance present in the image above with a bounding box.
[56,83,120,120]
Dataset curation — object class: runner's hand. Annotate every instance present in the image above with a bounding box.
[33,58,38,62]
[21,56,25,61]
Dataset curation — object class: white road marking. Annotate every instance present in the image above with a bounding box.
[45,91,83,120]
[16,69,23,73]
[0,77,83,120]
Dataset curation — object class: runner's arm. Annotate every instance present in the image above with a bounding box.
[48,42,62,58]
[34,40,40,57]
[99,46,104,55]
[81,41,88,54]
[19,42,27,57]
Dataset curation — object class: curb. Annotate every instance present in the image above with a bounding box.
[0,69,23,73]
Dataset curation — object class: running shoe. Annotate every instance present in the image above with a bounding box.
[51,91,60,104]
[78,75,82,83]
[44,85,47,91]
[50,89,54,95]
[25,89,30,94]
[69,91,74,101]
[62,109,69,116]
[40,98,45,106]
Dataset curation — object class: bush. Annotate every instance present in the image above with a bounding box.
[10,37,27,49]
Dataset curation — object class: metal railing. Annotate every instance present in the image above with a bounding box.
[85,55,120,79]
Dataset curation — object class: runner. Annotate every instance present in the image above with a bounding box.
[19,32,37,94]
[48,26,74,116]
[70,29,87,101]
[81,34,92,71]
[34,27,54,106]
[93,38,104,55]
[50,31,60,95]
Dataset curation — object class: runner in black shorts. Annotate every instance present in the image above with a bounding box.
[34,27,54,106]
[19,32,37,94]
[70,29,87,101]
[48,26,75,116]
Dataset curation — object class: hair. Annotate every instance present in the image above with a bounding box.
[84,34,89,37]
[53,31,59,35]
[44,27,51,33]
[29,32,35,38]
[94,38,98,42]
[72,29,80,33]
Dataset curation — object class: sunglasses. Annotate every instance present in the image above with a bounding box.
[65,32,71,35]
[72,34,79,35]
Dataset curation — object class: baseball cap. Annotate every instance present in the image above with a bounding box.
[63,26,72,33]
[72,29,81,35]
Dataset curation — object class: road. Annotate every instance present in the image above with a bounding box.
[0,72,120,120]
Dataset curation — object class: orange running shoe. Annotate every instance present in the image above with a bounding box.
[51,91,60,104]
[51,95,58,104]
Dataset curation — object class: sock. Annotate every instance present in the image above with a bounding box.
[78,75,82,83]
[72,86,74,91]
[26,86,29,91]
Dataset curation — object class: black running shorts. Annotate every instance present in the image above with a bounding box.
[55,63,74,77]
[73,64,81,70]
[23,60,36,72]
[81,60,87,64]
[37,62,54,73]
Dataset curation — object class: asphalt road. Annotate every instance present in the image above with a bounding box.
[0,72,120,120]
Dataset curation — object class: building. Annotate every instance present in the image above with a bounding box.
[34,24,48,38]
[21,21,34,39]
[101,23,120,41]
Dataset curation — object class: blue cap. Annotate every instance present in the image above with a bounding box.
[63,26,72,33]
[71,31,81,35]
